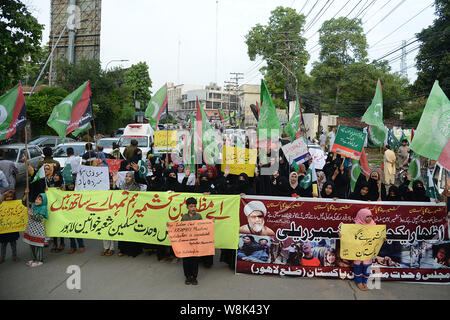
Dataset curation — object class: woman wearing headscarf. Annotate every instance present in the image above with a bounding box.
[297,161,314,197]
[278,152,290,179]
[235,172,254,195]
[115,172,144,257]
[206,165,227,194]
[331,157,350,199]
[343,208,384,291]
[220,172,255,269]
[322,152,335,180]
[269,170,289,196]
[405,180,430,202]
[367,171,386,201]
[386,185,402,201]
[349,181,370,201]
[320,181,337,199]
[286,172,302,197]
[194,173,217,195]
[176,164,195,186]
[23,193,48,267]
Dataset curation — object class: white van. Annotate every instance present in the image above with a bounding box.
[118,124,154,159]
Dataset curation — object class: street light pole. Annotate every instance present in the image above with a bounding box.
[105,59,129,71]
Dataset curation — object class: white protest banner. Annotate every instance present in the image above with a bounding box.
[309,147,326,170]
[75,165,110,191]
[281,138,311,165]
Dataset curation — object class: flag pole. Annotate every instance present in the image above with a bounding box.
[24,123,30,209]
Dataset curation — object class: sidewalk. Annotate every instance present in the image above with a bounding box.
[1,237,449,300]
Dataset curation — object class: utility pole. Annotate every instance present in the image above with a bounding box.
[226,72,243,128]
[274,31,298,121]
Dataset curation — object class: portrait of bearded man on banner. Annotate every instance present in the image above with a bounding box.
[239,201,275,236]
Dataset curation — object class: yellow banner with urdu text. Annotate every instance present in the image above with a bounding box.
[221,146,257,177]
[0,200,28,234]
[44,188,240,249]
[340,224,386,260]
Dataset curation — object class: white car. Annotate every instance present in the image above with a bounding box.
[53,142,86,169]
[0,144,43,183]
[97,137,119,155]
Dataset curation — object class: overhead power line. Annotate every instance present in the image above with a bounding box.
[365,0,407,34]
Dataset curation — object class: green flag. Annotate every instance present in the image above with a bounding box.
[408,154,422,181]
[350,160,362,193]
[399,130,409,146]
[195,98,219,165]
[285,99,303,141]
[299,162,317,190]
[47,81,93,141]
[218,108,229,124]
[363,79,386,146]
[387,128,401,150]
[145,84,168,130]
[362,79,384,128]
[257,79,281,145]
[409,80,450,171]
[61,164,74,185]
[0,83,26,141]
[368,125,387,147]
[425,169,440,200]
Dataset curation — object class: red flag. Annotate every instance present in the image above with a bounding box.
[360,148,370,178]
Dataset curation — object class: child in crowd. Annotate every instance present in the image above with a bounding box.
[352,208,377,291]
[0,190,20,263]
[180,197,203,285]
[23,193,48,267]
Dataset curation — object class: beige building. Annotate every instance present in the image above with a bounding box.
[167,83,202,120]
[239,84,260,128]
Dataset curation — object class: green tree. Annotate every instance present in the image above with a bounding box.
[25,87,69,136]
[310,17,409,118]
[0,0,44,94]
[55,58,135,134]
[311,17,368,111]
[124,62,152,106]
[245,6,310,109]
[412,0,449,96]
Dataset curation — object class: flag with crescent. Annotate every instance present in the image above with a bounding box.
[47,80,93,141]
[145,84,168,130]
[0,83,26,141]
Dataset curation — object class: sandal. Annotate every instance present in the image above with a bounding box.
[118,252,124,257]
[101,250,108,256]
[57,244,65,252]
[30,261,43,267]
[106,250,114,256]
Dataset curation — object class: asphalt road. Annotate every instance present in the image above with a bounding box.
[2,182,449,301]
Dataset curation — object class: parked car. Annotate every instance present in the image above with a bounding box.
[29,136,75,150]
[53,142,86,168]
[97,137,119,155]
[114,128,125,137]
[0,144,43,183]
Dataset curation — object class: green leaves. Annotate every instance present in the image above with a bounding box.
[245,6,309,110]
[0,0,44,94]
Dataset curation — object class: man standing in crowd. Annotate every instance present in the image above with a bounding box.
[397,139,410,170]
[37,147,61,172]
[81,143,97,166]
[383,144,396,186]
